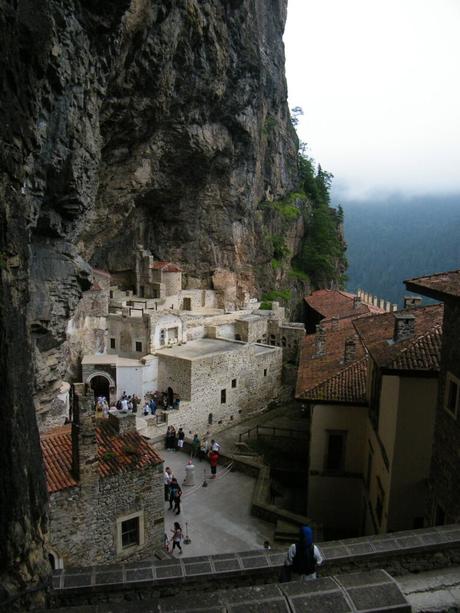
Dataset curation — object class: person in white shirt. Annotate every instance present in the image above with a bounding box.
[164,467,173,502]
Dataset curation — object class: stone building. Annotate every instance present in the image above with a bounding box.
[405,269,460,525]
[41,392,163,569]
[296,300,444,539]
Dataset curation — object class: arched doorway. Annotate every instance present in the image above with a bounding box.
[90,375,110,401]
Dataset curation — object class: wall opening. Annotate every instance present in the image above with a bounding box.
[221,389,226,404]
[90,375,110,401]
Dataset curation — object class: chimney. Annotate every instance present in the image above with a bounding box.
[71,385,97,484]
[353,296,361,309]
[373,296,379,307]
[109,411,137,434]
[403,296,422,309]
[314,324,326,357]
[393,312,416,342]
[379,298,385,310]
[344,336,358,365]
[385,301,391,313]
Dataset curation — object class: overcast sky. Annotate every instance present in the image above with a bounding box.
[284,0,460,200]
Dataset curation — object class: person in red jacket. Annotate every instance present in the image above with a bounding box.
[209,449,219,479]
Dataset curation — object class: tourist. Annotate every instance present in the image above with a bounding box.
[209,448,219,479]
[164,466,173,502]
[170,521,183,554]
[284,526,323,582]
[211,439,221,453]
[116,399,122,411]
[143,402,150,416]
[165,426,173,449]
[121,397,129,413]
[191,433,200,458]
[127,396,134,412]
[177,428,185,449]
[173,395,180,410]
[149,398,157,415]
[199,437,209,462]
[169,478,182,515]
[132,394,139,414]
[170,426,177,451]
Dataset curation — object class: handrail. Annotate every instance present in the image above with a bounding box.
[239,424,308,442]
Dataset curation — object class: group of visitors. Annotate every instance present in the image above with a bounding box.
[114,392,141,414]
[164,466,182,515]
[165,426,185,450]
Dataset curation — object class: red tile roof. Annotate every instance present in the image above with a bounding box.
[299,356,368,404]
[41,426,78,494]
[149,261,182,272]
[304,289,384,321]
[405,269,460,301]
[41,423,162,494]
[353,304,443,371]
[295,318,367,401]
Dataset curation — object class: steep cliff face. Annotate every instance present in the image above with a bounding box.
[0,0,337,606]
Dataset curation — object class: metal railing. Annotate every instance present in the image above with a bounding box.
[239,424,307,443]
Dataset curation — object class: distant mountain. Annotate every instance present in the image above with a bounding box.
[340,194,460,306]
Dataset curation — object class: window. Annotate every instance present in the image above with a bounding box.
[325,431,346,472]
[264,369,267,377]
[208,413,213,425]
[110,338,116,349]
[116,511,145,554]
[135,341,143,353]
[235,334,241,341]
[445,374,459,418]
[231,379,237,388]
[375,477,385,526]
[116,511,144,554]
[109,290,113,299]
[435,504,446,526]
[160,329,166,346]
[221,389,226,404]
[121,517,139,548]
[269,335,276,346]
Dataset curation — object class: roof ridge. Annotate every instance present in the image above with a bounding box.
[406,268,460,282]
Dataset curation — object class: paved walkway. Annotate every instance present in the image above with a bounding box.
[398,565,460,611]
[161,448,277,559]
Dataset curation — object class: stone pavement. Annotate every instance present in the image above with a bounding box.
[398,565,460,611]
[162,449,276,558]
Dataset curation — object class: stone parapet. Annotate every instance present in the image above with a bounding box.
[50,523,460,606]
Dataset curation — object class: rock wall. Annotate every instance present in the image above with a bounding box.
[0,0,335,605]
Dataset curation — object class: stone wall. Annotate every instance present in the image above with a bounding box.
[107,314,150,357]
[48,463,164,568]
[158,343,282,434]
[429,300,460,524]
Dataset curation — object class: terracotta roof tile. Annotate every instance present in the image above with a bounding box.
[304,289,385,321]
[149,261,182,272]
[41,423,162,494]
[295,318,367,400]
[353,304,443,371]
[299,356,368,403]
[405,269,460,300]
[41,427,78,494]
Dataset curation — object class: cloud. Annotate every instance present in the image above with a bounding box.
[284,0,460,197]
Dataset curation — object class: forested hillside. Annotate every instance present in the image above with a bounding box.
[342,194,460,306]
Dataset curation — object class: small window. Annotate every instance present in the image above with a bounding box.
[235,334,241,341]
[375,477,385,526]
[445,374,459,418]
[135,341,143,353]
[121,517,140,548]
[269,335,276,346]
[208,413,213,425]
[325,431,346,472]
[221,389,226,404]
[231,379,237,388]
[109,290,113,299]
[264,369,267,377]
[110,338,116,349]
